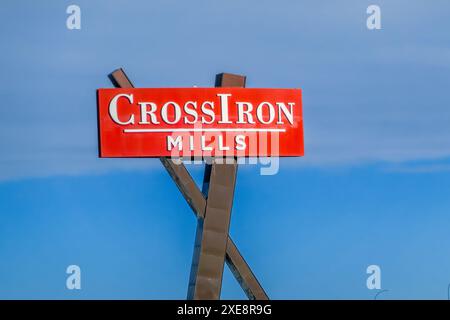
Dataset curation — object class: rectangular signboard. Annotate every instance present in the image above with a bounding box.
[97,88,303,157]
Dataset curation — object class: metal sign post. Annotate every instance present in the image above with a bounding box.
[108,69,269,300]
[187,73,243,300]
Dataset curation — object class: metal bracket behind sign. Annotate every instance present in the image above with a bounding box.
[108,68,268,300]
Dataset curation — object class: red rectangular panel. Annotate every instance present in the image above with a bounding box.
[97,88,304,157]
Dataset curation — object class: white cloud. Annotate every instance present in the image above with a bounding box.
[1,1,450,181]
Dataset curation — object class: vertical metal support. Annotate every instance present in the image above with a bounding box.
[188,73,246,300]
[188,159,238,300]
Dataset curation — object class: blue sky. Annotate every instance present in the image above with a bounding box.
[1,0,450,299]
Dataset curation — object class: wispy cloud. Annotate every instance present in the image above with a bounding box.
[383,162,450,174]
[1,0,450,181]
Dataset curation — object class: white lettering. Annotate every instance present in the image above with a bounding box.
[139,102,159,124]
[167,135,183,151]
[235,135,246,150]
[109,93,134,125]
[184,101,198,124]
[276,102,294,125]
[236,102,255,124]
[217,93,232,124]
[256,102,275,124]
[201,101,215,124]
[161,102,181,124]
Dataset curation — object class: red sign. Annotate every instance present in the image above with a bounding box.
[97,88,304,157]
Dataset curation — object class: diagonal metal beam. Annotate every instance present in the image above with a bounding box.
[108,68,268,300]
